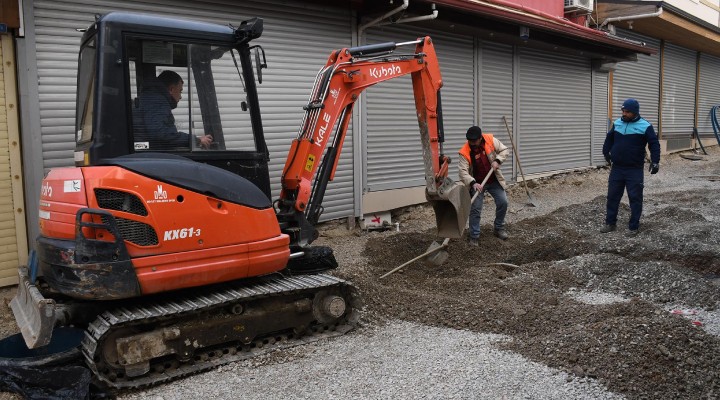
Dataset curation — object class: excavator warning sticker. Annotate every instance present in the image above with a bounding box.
[305,154,316,172]
[63,180,81,193]
[147,185,176,204]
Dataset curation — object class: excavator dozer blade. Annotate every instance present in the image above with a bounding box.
[10,266,57,349]
[426,182,471,239]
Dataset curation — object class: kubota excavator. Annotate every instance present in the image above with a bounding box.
[10,12,470,389]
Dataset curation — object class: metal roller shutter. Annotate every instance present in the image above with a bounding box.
[592,70,609,166]
[612,30,660,126]
[479,41,515,179]
[364,26,474,191]
[697,53,720,140]
[661,43,696,140]
[518,47,592,174]
[31,0,353,220]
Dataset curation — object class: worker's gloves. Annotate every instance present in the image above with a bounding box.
[649,163,659,174]
[604,155,611,165]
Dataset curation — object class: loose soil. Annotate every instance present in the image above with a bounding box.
[340,152,720,399]
[1,147,719,399]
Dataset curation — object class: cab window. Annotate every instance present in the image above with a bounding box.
[126,37,255,152]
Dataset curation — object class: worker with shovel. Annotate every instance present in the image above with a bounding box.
[458,126,510,245]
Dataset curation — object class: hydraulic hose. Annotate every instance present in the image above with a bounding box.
[711,105,720,145]
[693,127,708,155]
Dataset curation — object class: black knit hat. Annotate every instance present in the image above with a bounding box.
[466,126,483,140]
[621,98,640,115]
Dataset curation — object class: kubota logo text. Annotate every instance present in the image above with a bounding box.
[164,227,201,241]
[370,64,401,78]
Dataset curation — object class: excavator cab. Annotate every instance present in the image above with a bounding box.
[74,13,272,197]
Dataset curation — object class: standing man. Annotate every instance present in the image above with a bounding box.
[601,98,660,236]
[134,70,213,150]
[458,125,511,245]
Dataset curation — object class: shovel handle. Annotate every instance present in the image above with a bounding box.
[470,168,495,204]
[379,238,450,279]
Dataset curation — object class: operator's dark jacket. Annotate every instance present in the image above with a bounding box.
[133,80,191,149]
[603,115,660,168]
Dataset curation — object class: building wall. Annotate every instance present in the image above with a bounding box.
[0,34,28,286]
[664,0,720,27]
[11,0,720,271]
[612,28,719,152]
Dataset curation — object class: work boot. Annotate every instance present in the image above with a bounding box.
[625,229,639,237]
[599,224,616,233]
[467,237,479,247]
[494,229,508,240]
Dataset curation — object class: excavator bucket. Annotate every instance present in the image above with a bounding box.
[426,181,471,239]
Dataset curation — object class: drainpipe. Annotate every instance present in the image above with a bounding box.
[359,0,409,33]
[600,6,663,29]
[375,3,438,27]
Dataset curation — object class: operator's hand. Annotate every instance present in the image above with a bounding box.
[649,163,659,174]
[198,135,214,149]
[473,182,484,193]
[491,161,501,170]
[604,154,611,165]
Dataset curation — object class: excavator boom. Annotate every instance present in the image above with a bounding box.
[277,37,469,248]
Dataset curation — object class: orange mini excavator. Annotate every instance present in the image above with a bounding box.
[11,12,469,388]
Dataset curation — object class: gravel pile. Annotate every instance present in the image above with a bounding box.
[121,322,623,400]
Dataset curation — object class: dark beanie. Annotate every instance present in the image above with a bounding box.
[466,126,483,140]
[621,98,640,115]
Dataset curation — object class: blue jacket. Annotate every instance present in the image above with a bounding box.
[603,115,660,169]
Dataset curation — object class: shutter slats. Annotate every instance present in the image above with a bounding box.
[661,43,696,138]
[518,48,592,173]
[697,53,720,138]
[365,26,474,191]
[612,30,660,126]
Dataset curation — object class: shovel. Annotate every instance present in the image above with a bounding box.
[379,169,496,279]
[502,116,538,207]
[380,238,450,279]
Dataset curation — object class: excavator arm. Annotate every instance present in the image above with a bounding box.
[276,37,468,248]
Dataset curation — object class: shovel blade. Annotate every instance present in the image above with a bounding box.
[426,182,471,239]
[424,241,449,266]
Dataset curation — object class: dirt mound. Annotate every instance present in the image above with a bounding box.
[357,189,720,399]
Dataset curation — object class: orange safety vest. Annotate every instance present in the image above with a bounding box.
[459,133,496,163]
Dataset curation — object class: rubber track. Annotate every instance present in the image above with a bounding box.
[80,273,360,390]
